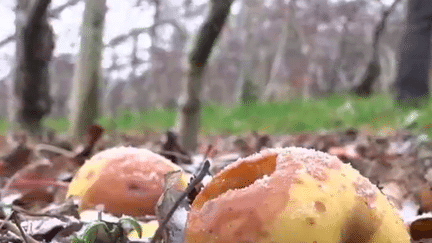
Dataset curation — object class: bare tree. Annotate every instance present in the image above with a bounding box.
[12,0,54,134]
[0,0,83,49]
[354,0,402,97]
[69,0,107,141]
[177,0,235,152]
[327,16,350,92]
[235,0,254,103]
[262,0,294,102]
[2,0,407,116]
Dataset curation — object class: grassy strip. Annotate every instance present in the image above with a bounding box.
[0,93,431,136]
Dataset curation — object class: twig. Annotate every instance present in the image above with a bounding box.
[0,219,23,239]
[49,0,82,18]
[10,210,43,243]
[0,35,14,48]
[203,144,213,161]
[0,208,14,233]
[105,19,186,47]
[10,211,41,243]
[150,160,210,243]
[194,144,213,176]
[34,143,76,159]
[10,211,29,243]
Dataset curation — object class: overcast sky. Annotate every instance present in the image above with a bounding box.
[0,0,218,80]
[0,0,395,81]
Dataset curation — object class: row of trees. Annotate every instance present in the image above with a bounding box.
[0,0,234,150]
[6,0,106,141]
[0,0,410,151]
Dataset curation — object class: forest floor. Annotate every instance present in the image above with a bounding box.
[0,93,431,242]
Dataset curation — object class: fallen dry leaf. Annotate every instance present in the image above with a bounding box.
[410,217,432,241]
[155,170,189,242]
[73,124,105,166]
[160,130,191,164]
[0,143,33,177]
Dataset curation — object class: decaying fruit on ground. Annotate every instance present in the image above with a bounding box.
[185,147,411,243]
[66,146,189,216]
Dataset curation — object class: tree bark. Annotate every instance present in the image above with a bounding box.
[13,0,54,135]
[393,0,432,103]
[147,0,161,107]
[354,0,402,97]
[327,17,349,93]
[235,0,254,104]
[177,0,234,152]
[0,0,83,49]
[379,44,397,92]
[69,0,107,141]
[261,0,295,102]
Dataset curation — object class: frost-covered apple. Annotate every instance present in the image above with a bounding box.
[66,146,189,216]
[185,147,410,243]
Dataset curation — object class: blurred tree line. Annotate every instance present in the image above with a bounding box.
[0,0,409,148]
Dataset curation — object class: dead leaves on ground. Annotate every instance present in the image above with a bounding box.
[1,126,432,241]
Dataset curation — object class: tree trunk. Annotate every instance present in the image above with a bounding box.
[235,0,254,104]
[69,0,107,141]
[327,17,349,93]
[147,0,161,108]
[261,0,296,102]
[177,0,234,152]
[254,47,272,93]
[13,0,54,135]
[354,0,402,97]
[379,44,397,92]
[261,20,289,101]
[394,0,432,103]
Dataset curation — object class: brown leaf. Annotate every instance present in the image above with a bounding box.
[160,130,191,164]
[418,185,432,214]
[253,132,272,152]
[3,160,69,198]
[13,188,55,211]
[73,124,104,166]
[155,170,189,242]
[233,137,254,158]
[0,144,33,177]
[156,170,188,221]
[410,217,432,241]
[86,124,104,147]
[39,198,80,219]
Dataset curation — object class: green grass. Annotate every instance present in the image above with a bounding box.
[1,93,431,137]
[0,119,7,135]
[198,94,399,135]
